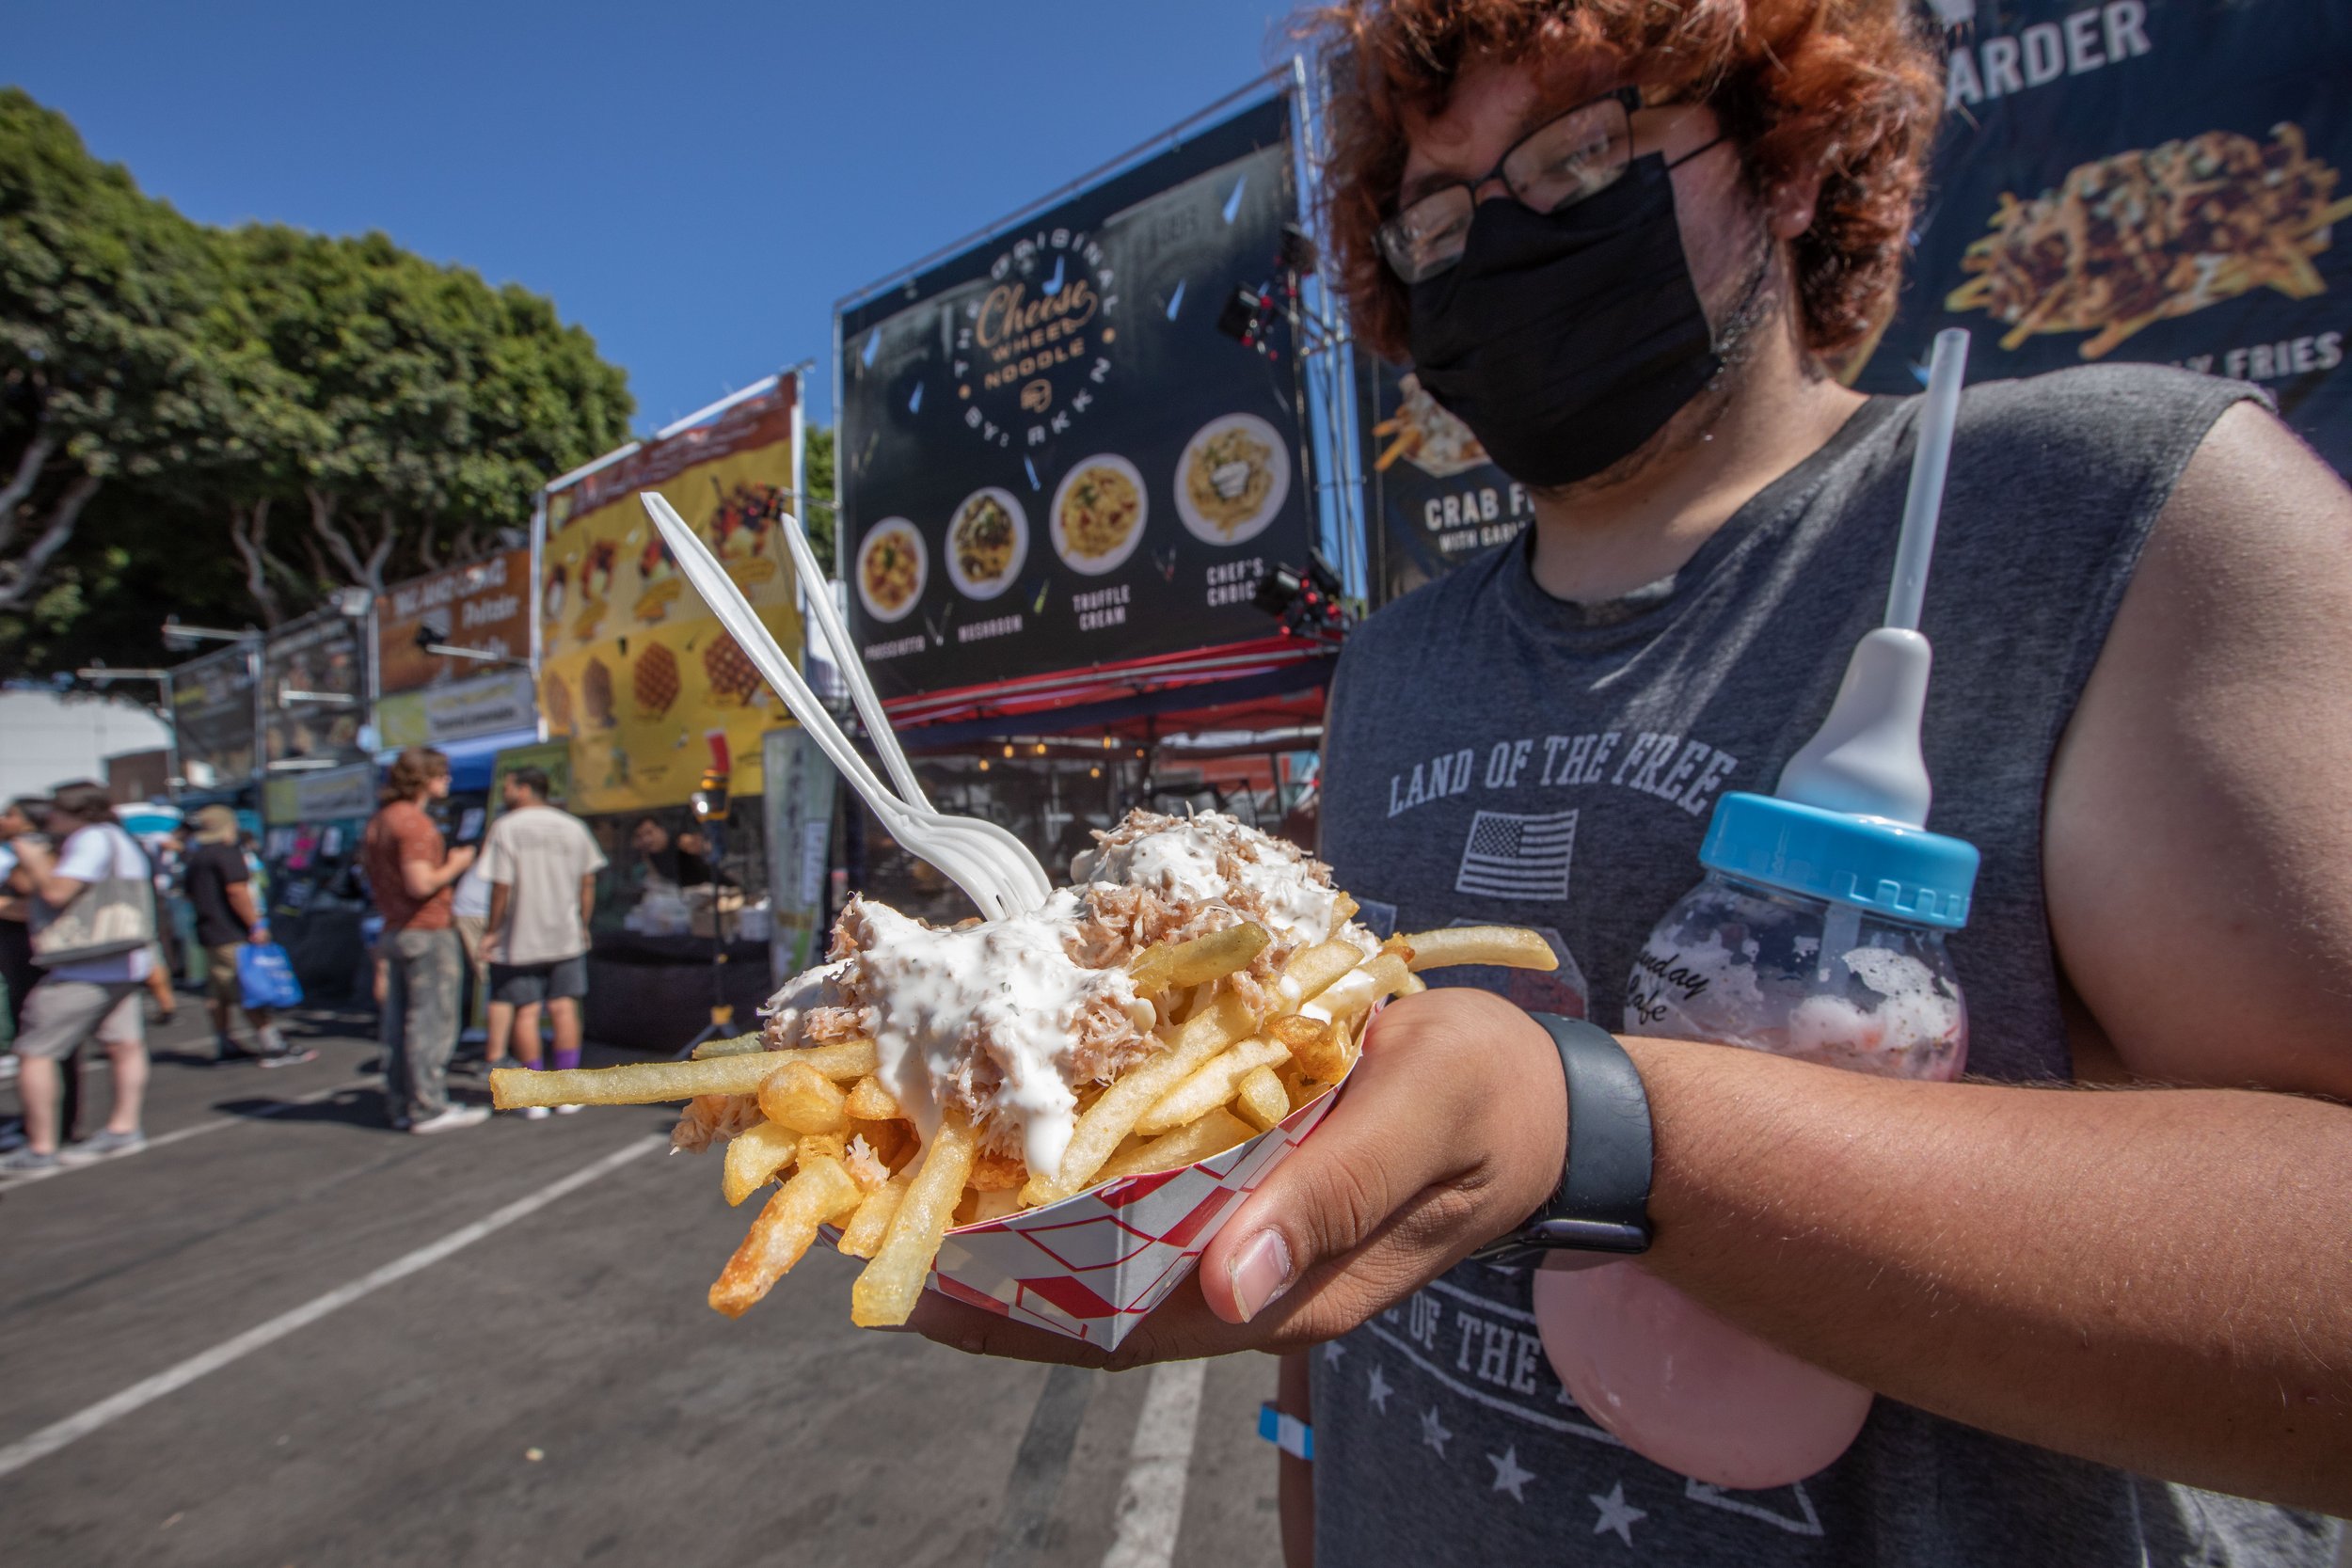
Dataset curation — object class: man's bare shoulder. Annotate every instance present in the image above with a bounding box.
[2044,400,2352,1098]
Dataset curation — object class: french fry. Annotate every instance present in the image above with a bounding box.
[721,1120,801,1207]
[1400,926,1558,974]
[691,1031,771,1060]
[1234,1064,1290,1132]
[1025,990,1261,1206]
[836,1173,909,1259]
[1288,1016,1354,1083]
[844,1075,903,1121]
[1277,940,1365,1010]
[1095,1108,1257,1183]
[1136,1036,1290,1135]
[759,1061,850,1133]
[491,1041,878,1110]
[1127,921,1269,996]
[852,1109,978,1327]
[1300,952,1413,1023]
[796,1132,848,1166]
[708,1156,864,1319]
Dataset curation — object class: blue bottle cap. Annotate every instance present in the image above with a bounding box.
[1698,792,1979,929]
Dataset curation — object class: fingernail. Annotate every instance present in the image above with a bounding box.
[1228,1229,1295,1323]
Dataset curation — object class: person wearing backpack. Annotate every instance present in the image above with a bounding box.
[2,781,157,1172]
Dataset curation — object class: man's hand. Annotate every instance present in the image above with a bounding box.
[246,925,269,945]
[447,844,478,874]
[907,987,1565,1368]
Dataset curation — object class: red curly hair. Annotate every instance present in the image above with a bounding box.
[1311,0,1944,367]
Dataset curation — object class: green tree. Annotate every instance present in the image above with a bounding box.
[0,88,233,618]
[801,422,837,573]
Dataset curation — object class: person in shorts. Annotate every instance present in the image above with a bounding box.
[182,805,313,1068]
[3,783,157,1172]
[480,767,604,1119]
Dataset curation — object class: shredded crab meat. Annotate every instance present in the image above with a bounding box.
[670,1093,765,1154]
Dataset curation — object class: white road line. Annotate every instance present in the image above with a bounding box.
[0,1134,660,1483]
[1100,1357,1209,1568]
[0,1077,376,1187]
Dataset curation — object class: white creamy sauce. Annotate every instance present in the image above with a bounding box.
[851,892,1142,1178]
[1301,967,1376,1024]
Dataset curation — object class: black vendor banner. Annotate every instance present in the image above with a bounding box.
[1855,0,2352,470]
[1357,356,1531,606]
[836,94,1312,698]
[262,610,366,768]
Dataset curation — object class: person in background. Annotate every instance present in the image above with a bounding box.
[182,805,313,1069]
[0,798,42,1093]
[1,782,158,1171]
[448,854,513,1074]
[629,816,710,888]
[359,748,482,1134]
[137,827,178,1028]
[481,767,605,1119]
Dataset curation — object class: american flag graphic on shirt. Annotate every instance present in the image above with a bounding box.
[1453,809,1579,901]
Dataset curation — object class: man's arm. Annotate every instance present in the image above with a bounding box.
[401,847,473,900]
[579,873,596,931]
[226,879,264,937]
[487,880,512,959]
[12,837,86,910]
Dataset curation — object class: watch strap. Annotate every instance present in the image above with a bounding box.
[1477,1014,1652,1257]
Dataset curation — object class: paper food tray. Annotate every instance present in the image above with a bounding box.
[825,1085,1342,1350]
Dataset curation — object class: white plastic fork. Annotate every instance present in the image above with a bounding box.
[638,493,1046,921]
[773,510,1052,910]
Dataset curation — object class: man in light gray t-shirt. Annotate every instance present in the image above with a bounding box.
[480,766,604,1101]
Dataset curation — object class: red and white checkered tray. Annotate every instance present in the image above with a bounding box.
[825,1085,1343,1351]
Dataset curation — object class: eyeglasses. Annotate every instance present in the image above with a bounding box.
[1376,87,1718,285]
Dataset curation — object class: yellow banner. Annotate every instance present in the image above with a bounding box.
[537,379,802,815]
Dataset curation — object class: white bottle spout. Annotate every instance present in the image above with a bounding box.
[1774,627,1933,826]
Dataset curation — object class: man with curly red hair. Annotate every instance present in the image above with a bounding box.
[912,2,2352,1562]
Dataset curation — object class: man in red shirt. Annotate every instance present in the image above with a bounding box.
[361,748,482,1133]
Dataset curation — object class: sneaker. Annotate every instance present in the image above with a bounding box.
[59,1129,147,1165]
[0,1118,24,1152]
[258,1047,321,1069]
[408,1105,491,1135]
[1,1147,59,1175]
[517,1104,551,1121]
[553,1102,583,1116]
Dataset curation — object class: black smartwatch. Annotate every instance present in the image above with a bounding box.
[1472,1013,1653,1259]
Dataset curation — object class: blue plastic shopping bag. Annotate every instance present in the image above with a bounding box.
[236,942,305,1010]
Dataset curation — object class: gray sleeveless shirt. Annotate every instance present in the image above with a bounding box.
[1312,365,2340,1565]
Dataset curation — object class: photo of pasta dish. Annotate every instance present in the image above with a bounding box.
[1174,413,1291,546]
[953,493,1018,581]
[1059,466,1141,559]
[856,522,926,623]
[1947,123,2352,360]
[1186,425,1273,531]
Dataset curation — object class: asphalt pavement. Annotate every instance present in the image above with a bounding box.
[1,1003,1284,1567]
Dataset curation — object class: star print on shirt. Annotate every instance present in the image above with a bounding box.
[1589,1481,1647,1546]
[1366,1365,1392,1413]
[1324,1341,1346,1366]
[1419,1405,1453,1458]
[1487,1446,1535,1502]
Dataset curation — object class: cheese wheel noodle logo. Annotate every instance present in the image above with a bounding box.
[956,229,1120,451]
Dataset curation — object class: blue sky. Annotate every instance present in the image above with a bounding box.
[10,0,1310,434]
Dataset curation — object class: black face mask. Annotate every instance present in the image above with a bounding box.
[1406,153,1720,489]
